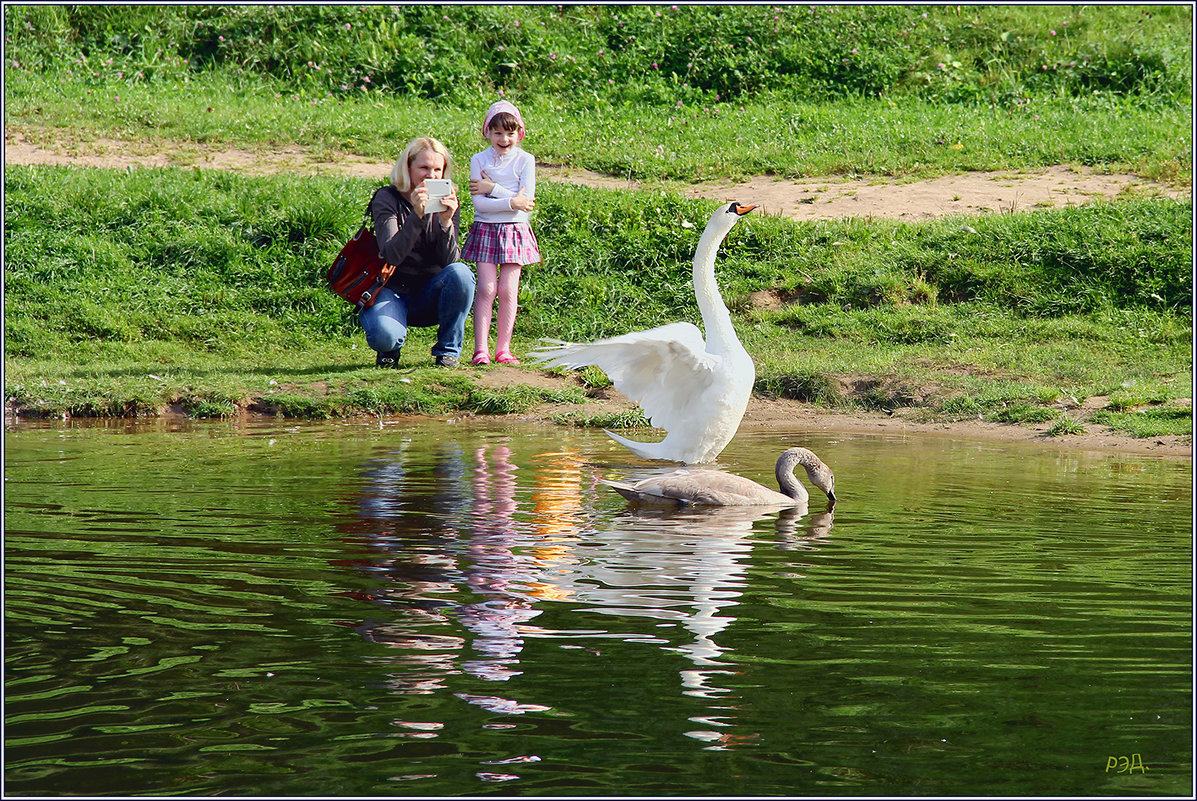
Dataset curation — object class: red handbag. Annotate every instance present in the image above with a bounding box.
[327,188,395,309]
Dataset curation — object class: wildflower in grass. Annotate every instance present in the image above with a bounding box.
[345,23,351,30]
[851,48,857,54]
[651,62,658,68]
[219,35,225,42]
[1050,29,1056,35]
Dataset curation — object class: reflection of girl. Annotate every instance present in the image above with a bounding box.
[463,100,540,366]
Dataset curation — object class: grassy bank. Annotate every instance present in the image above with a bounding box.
[4,165,1190,439]
[3,5,1192,440]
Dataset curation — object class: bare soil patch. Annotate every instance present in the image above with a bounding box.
[4,128,1188,221]
[5,129,1190,458]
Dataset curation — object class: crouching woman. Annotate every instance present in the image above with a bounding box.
[363,136,475,368]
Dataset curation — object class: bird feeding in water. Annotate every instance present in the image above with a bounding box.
[600,447,837,508]
[534,202,758,464]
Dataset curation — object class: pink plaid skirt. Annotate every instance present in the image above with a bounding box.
[462,222,541,266]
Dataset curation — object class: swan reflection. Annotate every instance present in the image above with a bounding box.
[336,438,832,751]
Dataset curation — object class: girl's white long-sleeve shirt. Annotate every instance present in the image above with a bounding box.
[468,146,536,224]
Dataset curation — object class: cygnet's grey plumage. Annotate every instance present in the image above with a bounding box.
[600,447,836,507]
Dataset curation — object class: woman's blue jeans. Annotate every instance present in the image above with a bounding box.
[359,262,476,358]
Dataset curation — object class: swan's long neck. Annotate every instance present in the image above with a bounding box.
[776,450,812,503]
[693,218,741,354]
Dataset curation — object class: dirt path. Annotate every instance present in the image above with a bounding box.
[5,128,1191,457]
[3,128,1189,221]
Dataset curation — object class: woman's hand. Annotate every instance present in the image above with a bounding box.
[509,186,535,213]
[437,187,459,230]
[410,181,429,218]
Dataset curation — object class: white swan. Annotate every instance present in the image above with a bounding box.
[600,447,836,508]
[534,202,757,464]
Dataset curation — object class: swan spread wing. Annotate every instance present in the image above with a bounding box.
[535,321,724,434]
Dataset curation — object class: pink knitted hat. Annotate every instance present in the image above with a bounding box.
[482,100,525,142]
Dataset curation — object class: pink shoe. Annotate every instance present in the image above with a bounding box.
[495,350,520,365]
[472,350,490,366]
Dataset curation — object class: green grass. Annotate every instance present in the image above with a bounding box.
[552,409,655,430]
[3,5,1191,184]
[3,5,1191,442]
[4,163,1190,440]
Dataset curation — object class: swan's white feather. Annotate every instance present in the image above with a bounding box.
[535,321,721,436]
[533,203,757,464]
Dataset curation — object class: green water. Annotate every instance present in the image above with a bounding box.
[4,418,1191,796]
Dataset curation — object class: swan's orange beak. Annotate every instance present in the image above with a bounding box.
[732,203,758,216]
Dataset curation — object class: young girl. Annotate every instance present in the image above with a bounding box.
[462,100,540,366]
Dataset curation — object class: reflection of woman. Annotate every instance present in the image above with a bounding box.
[363,136,476,369]
[464,445,538,681]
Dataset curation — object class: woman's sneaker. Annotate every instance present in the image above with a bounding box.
[375,349,400,368]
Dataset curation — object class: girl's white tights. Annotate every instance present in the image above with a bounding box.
[473,262,521,355]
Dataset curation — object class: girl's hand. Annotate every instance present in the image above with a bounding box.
[509,186,535,213]
[469,172,496,196]
[438,187,459,230]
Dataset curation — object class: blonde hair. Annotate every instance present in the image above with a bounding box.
[390,136,454,192]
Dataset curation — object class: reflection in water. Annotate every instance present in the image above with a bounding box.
[337,439,833,752]
[7,421,1188,797]
[461,444,538,682]
[340,441,592,721]
[541,502,834,750]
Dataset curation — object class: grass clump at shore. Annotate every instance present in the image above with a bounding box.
[4,164,1190,440]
